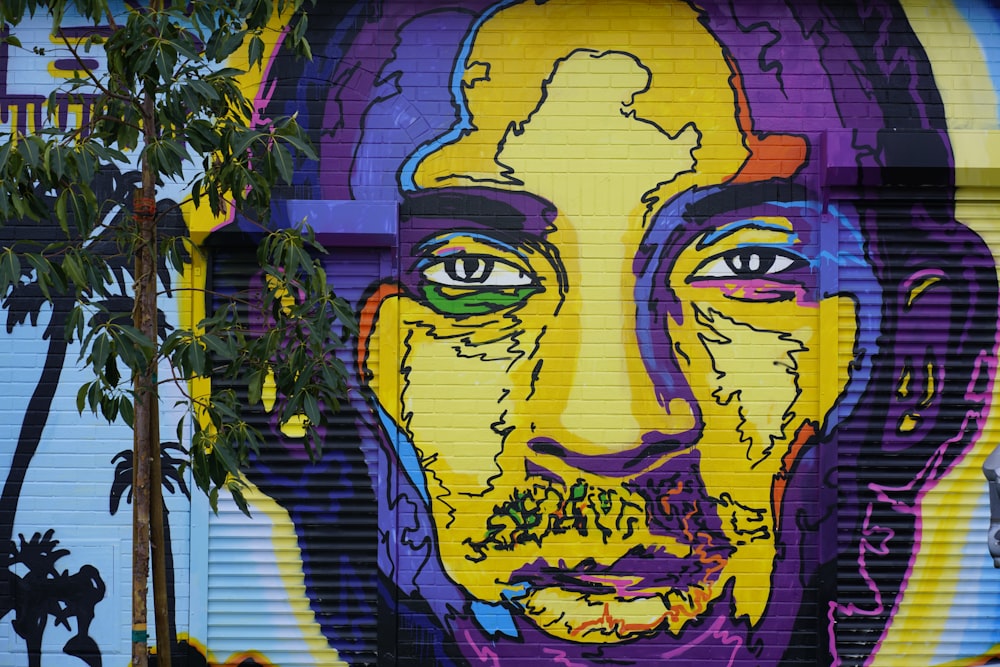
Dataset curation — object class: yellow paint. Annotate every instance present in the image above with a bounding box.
[279,413,309,439]
[261,368,277,412]
[411,0,748,220]
[905,275,943,308]
[669,228,852,624]
[24,102,35,134]
[897,413,920,434]
[819,291,854,434]
[244,480,347,666]
[900,1,997,131]
[923,361,936,407]
[359,0,868,643]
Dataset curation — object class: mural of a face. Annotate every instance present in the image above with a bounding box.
[359,0,865,644]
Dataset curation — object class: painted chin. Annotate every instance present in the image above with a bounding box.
[512,569,721,642]
[492,451,738,642]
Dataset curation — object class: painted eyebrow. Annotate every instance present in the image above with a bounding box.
[698,218,799,248]
[414,231,526,260]
[401,192,526,230]
[399,188,558,236]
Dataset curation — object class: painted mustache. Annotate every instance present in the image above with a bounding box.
[463,478,640,562]
[464,455,737,581]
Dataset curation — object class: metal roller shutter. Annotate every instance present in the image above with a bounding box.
[203,233,392,667]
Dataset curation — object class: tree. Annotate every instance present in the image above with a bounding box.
[0,2,356,666]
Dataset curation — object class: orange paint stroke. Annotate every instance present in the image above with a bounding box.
[357,282,401,377]
[772,421,817,524]
[725,55,808,184]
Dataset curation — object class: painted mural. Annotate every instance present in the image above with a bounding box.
[4,1,1000,666]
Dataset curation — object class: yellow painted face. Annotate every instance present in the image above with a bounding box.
[362,0,855,643]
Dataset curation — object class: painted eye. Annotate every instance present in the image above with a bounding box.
[691,247,806,281]
[423,255,535,288]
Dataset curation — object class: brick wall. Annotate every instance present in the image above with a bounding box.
[3,2,1000,666]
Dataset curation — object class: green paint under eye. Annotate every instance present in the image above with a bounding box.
[421,284,541,316]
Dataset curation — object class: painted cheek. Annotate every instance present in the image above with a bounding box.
[824,294,860,415]
[394,303,542,495]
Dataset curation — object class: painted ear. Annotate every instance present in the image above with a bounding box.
[890,272,947,442]
[357,282,400,381]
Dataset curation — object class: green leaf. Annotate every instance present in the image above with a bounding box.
[76,382,90,415]
[247,368,264,406]
[87,380,102,415]
[200,333,234,359]
[332,297,359,336]
[247,35,264,69]
[19,135,40,169]
[211,424,240,473]
[291,12,308,50]
[0,248,20,295]
[0,141,13,173]
[272,142,293,185]
[119,396,134,428]
[61,252,86,291]
[186,339,207,376]
[155,43,178,82]
[46,143,65,180]
[75,144,96,183]
[208,487,219,513]
[91,332,110,373]
[54,189,69,230]
[63,303,84,343]
[229,485,251,517]
[100,394,119,423]
[104,353,121,387]
[229,127,259,158]
[302,392,320,429]
[115,325,155,364]
[192,431,211,493]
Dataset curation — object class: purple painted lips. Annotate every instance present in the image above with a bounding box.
[507,545,730,600]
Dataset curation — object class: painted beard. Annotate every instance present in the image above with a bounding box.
[461,451,742,641]
[372,409,822,665]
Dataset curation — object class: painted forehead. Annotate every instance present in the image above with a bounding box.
[345,0,839,200]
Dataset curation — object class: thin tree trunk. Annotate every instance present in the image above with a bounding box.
[162,493,178,647]
[150,401,173,665]
[132,75,161,667]
[132,191,154,667]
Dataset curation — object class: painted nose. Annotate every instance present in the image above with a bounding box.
[544,291,700,466]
